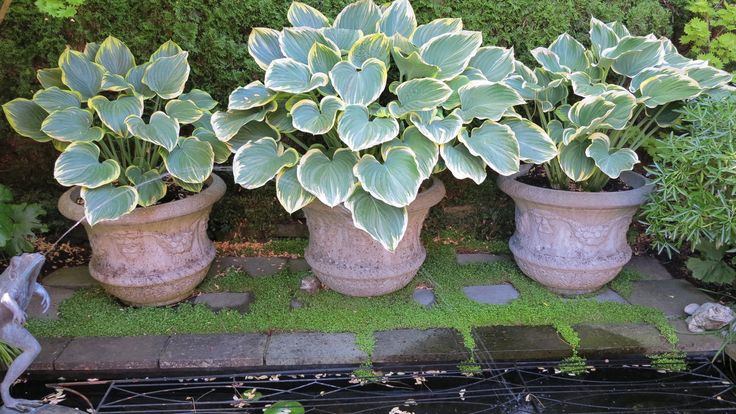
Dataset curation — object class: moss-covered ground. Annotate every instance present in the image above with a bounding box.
[29,240,677,365]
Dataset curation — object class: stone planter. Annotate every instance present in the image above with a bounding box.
[302,178,446,297]
[497,166,653,295]
[58,174,226,306]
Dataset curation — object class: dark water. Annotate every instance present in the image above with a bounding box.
[11,357,736,413]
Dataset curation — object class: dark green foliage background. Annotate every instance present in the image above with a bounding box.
[0,0,678,241]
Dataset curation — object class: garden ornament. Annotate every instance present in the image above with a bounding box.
[684,302,736,333]
[0,253,50,413]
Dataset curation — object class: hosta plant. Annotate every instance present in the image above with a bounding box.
[510,18,733,191]
[2,37,228,225]
[216,0,555,250]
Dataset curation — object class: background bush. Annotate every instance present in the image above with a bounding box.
[0,0,678,242]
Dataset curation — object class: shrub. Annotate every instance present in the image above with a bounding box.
[642,95,736,284]
[679,0,736,74]
[0,184,47,257]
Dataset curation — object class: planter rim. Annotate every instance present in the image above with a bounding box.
[58,173,227,226]
[304,177,446,214]
[497,165,653,209]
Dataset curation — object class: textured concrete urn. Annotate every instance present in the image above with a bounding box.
[58,174,226,306]
[497,166,652,295]
[303,178,445,297]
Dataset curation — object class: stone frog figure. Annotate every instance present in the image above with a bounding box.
[0,253,49,412]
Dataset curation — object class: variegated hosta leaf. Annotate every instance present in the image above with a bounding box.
[599,90,636,130]
[389,78,452,115]
[276,167,315,213]
[457,80,524,122]
[265,58,328,94]
[567,95,615,131]
[58,49,105,101]
[330,58,387,105]
[101,73,134,92]
[558,139,596,181]
[95,36,135,76]
[458,122,520,176]
[165,99,203,124]
[32,87,81,112]
[228,81,277,111]
[233,137,299,189]
[639,72,702,108]
[125,111,180,151]
[125,63,156,99]
[411,18,463,48]
[600,36,656,60]
[125,165,166,207]
[322,28,364,53]
[162,137,215,184]
[291,96,344,135]
[288,1,329,28]
[546,119,564,144]
[248,28,285,70]
[548,33,589,73]
[345,187,407,252]
[378,0,416,38]
[225,120,281,152]
[334,0,381,34]
[88,95,144,137]
[382,126,438,180]
[54,142,120,188]
[41,107,104,142]
[280,27,337,65]
[419,31,482,80]
[348,33,391,67]
[530,48,567,74]
[409,109,462,144]
[611,39,664,77]
[180,89,218,111]
[589,17,619,58]
[354,146,421,208]
[584,133,638,179]
[211,102,276,141]
[629,67,678,93]
[337,104,399,151]
[142,51,190,99]
[391,49,440,80]
[308,43,341,75]
[297,148,358,207]
[83,42,100,61]
[469,46,515,82]
[174,178,203,193]
[37,68,65,89]
[1,99,51,142]
[267,104,296,133]
[150,40,183,60]
[192,128,231,163]
[81,184,138,225]
[502,118,556,164]
[568,72,609,97]
[439,142,487,184]
[685,64,733,89]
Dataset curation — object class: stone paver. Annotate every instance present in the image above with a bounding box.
[463,283,519,305]
[628,279,714,318]
[624,256,673,281]
[30,337,71,371]
[275,223,309,238]
[28,286,76,320]
[457,253,508,265]
[564,288,628,304]
[472,326,572,360]
[159,334,267,369]
[575,324,671,357]
[413,289,435,308]
[41,266,97,289]
[55,336,169,371]
[373,329,469,363]
[669,319,724,353]
[193,292,254,314]
[265,332,368,366]
[288,258,311,272]
[209,257,287,277]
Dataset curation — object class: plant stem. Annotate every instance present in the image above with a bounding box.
[284,132,309,151]
[0,0,12,24]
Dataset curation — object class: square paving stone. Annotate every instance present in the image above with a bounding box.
[30,337,71,371]
[54,336,169,371]
[575,324,671,358]
[288,258,311,272]
[563,288,628,304]
[628,279,714,318]
[27,286,76,320]
[456,253,508,265]
[670,319,724,353]
[472,326,573,361]
[159,334,267,369]
[624,256,673,281]
[41,266,97,289]
[208,257,287,277]
[463,283,519,305]
[372,329,469,363]
[193,292,254,314]
[265,332,368,366]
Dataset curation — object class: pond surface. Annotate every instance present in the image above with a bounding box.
[13,356,736,413]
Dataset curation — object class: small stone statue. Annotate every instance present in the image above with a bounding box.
[684,302,736,333]
[0,253,49,412]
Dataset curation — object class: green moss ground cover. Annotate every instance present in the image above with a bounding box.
[29,242,677,363]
